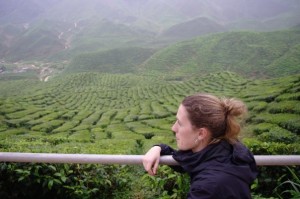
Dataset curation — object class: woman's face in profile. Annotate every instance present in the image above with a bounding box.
[172,104,199,151]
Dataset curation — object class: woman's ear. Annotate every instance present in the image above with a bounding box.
[198,128,210,140]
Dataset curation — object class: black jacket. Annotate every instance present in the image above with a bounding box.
[159,140,258,199]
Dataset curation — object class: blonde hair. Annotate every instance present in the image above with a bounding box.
[182,93,247,144]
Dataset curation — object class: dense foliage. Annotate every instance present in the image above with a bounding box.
[0,163,134,199]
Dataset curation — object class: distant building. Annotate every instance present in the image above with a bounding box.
[0,65,6,73]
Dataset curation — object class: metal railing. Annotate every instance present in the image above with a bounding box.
[1,152,300,166]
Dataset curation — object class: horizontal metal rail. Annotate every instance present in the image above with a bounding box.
[0,153,300,166]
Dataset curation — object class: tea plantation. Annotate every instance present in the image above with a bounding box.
[0,67,300,198]
[1,71,298,155]
[1,28,300,198]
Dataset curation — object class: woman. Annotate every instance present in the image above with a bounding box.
[143,93,258,199]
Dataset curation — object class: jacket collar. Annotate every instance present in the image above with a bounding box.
[172,140,258,183]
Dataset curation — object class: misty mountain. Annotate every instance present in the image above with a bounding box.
[0,0,299,62]
[160,17,227,40]
[2,0,299,26]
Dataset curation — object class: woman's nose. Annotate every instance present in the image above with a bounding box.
[171,123,176,132]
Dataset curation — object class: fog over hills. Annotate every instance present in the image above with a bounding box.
[1,0,299,26]
[0,0,299,77]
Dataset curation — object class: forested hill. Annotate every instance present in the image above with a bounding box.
[66,30,300,78]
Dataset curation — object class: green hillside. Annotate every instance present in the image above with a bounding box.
[2,19,70,61]
[1,0,299,62]
[0,72,299,154]
[1,63,299,198]
[141,30,300,78]
[160,17,226,39]
[0,18,157,62]
[65,47,156,74]
[49,19,161,63]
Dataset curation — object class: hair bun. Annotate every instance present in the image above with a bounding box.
[221,98,246,117]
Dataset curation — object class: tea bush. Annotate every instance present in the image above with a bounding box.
[268,100,300,114]
[141,165,190,199]
[244,138,300,197]
[257,126,298,144]
[251,113,300,134]
[0,163,133,199]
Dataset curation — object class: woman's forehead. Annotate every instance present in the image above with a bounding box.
[177,104,189,118]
